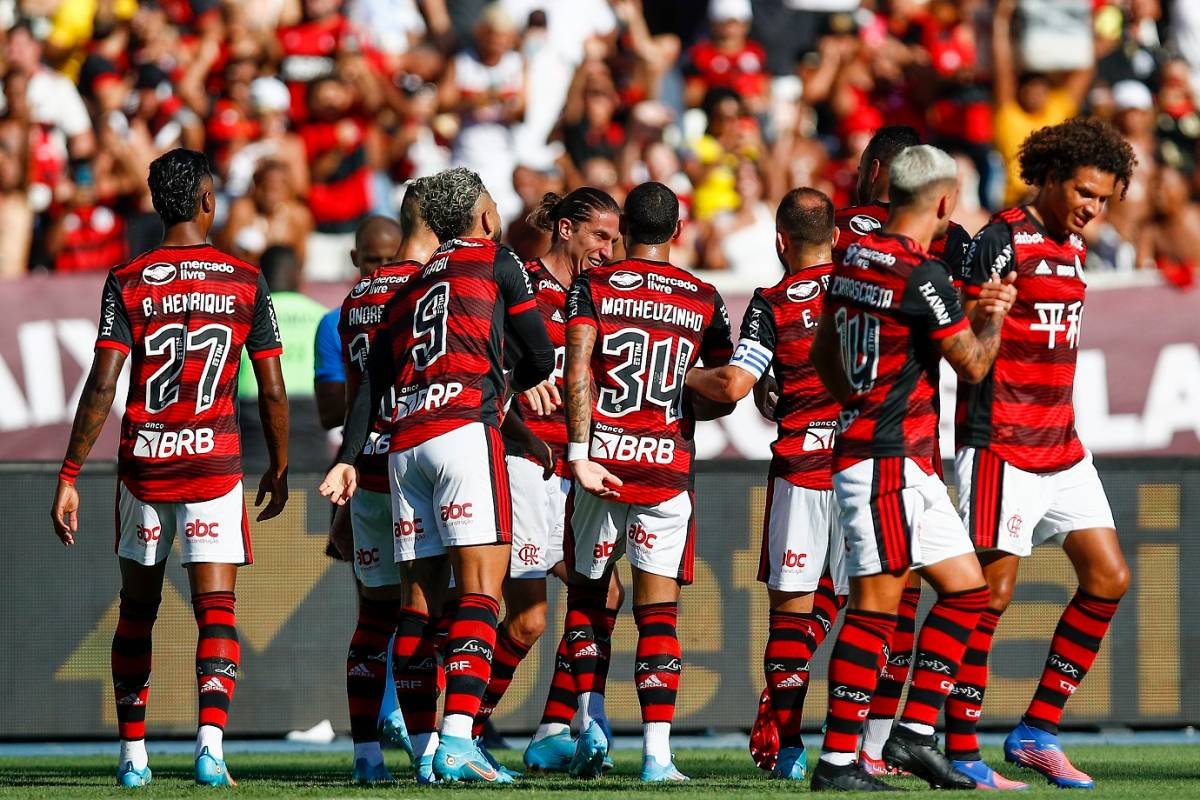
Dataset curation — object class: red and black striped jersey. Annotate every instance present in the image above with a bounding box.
[834,202,972,280]
[338,260,421,493]
[955,206,1087,473]
[95,244,283,502]
[383,238,542,451]
[826,232,967,474]
[567,258,733,505]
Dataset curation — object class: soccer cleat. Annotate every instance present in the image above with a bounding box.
[379,709,414,759]
[568,721,608,779]
[882,726,974,790]
[771,745,808,780]
[476,738,522,778]
[810,759,896,792]
[749,687,780,771]
[415,754,436,785]
[860,752,909,777]
[641,754,689,782]
[1003,721,1094,789]
[596,717,615,771]
[116,761,151,788]
[432,735,514,784]
[524,732,575,773]
[352,758,394,785]
[951,758,1029,790]
[195,747,236,787]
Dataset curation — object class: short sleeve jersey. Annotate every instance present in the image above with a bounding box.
[384,238,539,451]
[834,202,972,282]
[826,232,967,473]
[955,206,1087,472]
[95,244,282,502]
[567,259,733,505]
[338,260,421,493]
[729,264,839,490]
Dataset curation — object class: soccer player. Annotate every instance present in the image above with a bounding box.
[50,149,289,788]
[320,167,555,784]
[948,117,1136,790]
[683,188,844,782]
[563,181,734,782]
[340,183,439,783]
[808,145,1016,792]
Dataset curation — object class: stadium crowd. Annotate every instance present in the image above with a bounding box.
[2,0,1200,285]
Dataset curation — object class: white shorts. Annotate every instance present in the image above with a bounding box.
[567,488,695,584]
[834,458,973,577]
[350,489,403,587]
[390,423,512,563]
[507,456,568,579]
[116,480,251,566]
[955,448,1115,557]
[759,478,849,594]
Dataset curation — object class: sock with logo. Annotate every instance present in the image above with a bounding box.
[393,609,440,747]
[809,572,847,652]
[764,609,817,749]
[441,593,500,737]
[112,592,160,749]
[898,586,988,731]
[193,591,238,735]
[1023,590,1120,734]
[945,608,1003,760]
[473,623,531,739]
[861,586,921,759]
[565,583,609,729]
[819,610,897,761]
[347,598,401,749]
[534,630,575,740]
[633,602,681,725]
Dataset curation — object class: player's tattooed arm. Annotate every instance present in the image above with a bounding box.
[942,272,1017,384]
[809,310,852,406]
[564,323,596,447]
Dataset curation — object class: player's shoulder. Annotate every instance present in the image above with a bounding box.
[761,264,831,307]
[836,203,888,237]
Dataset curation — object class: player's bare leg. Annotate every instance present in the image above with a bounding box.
[112,559,168,786]
[394,556,451,781]
[185,562,239,787]
[630,567,689,781]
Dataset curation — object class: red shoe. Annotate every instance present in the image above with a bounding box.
[749,688,779,771]
[860,752,910,777]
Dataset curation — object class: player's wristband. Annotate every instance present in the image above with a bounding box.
[58,458,82,485]
[566,442,589,463]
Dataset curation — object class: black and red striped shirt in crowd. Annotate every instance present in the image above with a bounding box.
[956,206,1088,473]
[95,244,283,502]
[567,259,733,505]
[338,260,421,493]
[729,264,839,490]
[826,232,966,474]
[834,202,972,281]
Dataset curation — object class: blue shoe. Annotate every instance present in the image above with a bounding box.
[952,757,1029,790]
[116,762,151,788]
[433,735,514,783]
[380,709,414,760]
[524,731,575,773]
[641,754,689,782]
[1004,721,1094,789]
[415,754,436,785]
[597,718,615,772]
[352,758,394,785]
[195,747,236,787]
[771,746,807,781]
[476,738,523,778]
[568,721,608,779]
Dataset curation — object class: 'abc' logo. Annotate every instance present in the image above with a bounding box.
[781,549,807,568]
[628,523,657,549]
[356,548,380,566]
[135,524,161,543]
[441,502,473,521]
[593,540,616,559]
[185,520,220,538]
[394,518,424,538]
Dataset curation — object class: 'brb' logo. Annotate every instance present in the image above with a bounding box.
[441,503,473,522]
[593,540,616,559]
[394,519,424,538]
[185,520,219,538]
[136,524,161,543]
[781,550,807,568]
[628,523,657,549]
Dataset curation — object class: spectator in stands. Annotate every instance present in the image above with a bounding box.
[683,0,768,115]
[699,159,777,282]
[45,163,127,273]
[0,69,31,279]
[1139,165,1200,287]
[220,159,314,265]
[562,61,626,171]
[1098,80,1158,271]
[225,76,310,200]
[685,86,762,221]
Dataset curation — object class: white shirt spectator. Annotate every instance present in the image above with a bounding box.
[453,48,525,224]
[348,0,426,56]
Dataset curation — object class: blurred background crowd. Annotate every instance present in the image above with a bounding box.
[2,0,1200,288]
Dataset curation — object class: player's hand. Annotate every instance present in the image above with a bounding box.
[534,440,555,480]
[756,375,780,420]
[522,380,561,416]
[327,502,354,561]
[255,466,289,521]
[320,463,358,506]
[571,459,623,499]
[51,480,80,546]
[977,271,1018,318]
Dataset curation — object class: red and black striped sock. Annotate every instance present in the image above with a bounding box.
[347,598,401,744]
[868,586,921,723]
[538,631,576,729]
[810,573,847,651]
[764,610,817,749]
[473,623,531,738]
[822,610,896,755]
[1023,590,1120,734]
[193,591,239,731]
[945,608,1002,759]
[393,609,440,737]
[595,608,619,695]
[442,593,500,723]
[633,602,682,724]
[112,593,160,742]
[564,584,609,695]
[899,586,988,728]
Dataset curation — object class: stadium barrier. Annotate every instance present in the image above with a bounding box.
[2,458,1195,739]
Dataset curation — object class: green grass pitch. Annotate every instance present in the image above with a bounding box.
[1,746,1197,798]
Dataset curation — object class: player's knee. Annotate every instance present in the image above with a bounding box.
[506,612,546,647]
[986,575,1016,612]
[1081,561,1129,601]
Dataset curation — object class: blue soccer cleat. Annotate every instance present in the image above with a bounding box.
[476,738,522,778]
[641,754,689,782]
[352,758,394,785]
[597,717,615,772]
[524,731,575,773]
[771,746,808,781]
[415,754,436,785]
[568,721,608,779]
[1004,721,1094,789]
[952,757,1029,790]
[195,747,236,787]
[380,709,414,760]
[433,735,514,783]
[116,761,151,788]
